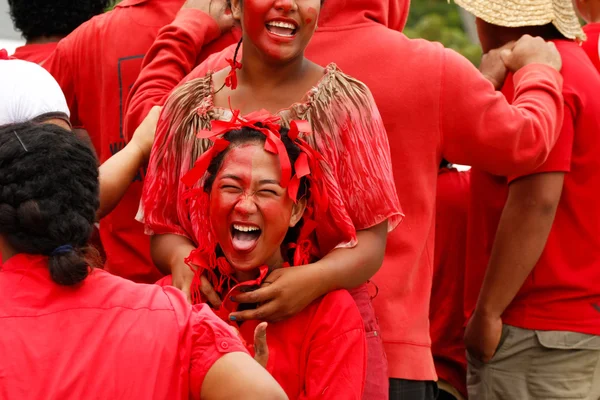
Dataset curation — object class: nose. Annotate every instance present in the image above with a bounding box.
[274,0,298,12]
[233,194,258,216]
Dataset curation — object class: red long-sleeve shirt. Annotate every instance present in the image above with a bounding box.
[124,1,563,381]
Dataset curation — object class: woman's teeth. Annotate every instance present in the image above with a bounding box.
[232,224,260,232]
[266,21,297,37]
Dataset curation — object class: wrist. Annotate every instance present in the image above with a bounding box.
[474,302,503,319]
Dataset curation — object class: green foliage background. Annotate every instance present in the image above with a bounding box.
[404,0,482,65]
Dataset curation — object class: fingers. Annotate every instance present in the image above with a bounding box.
[233,284,277,304]
[201,275,222,308]
[229,301,280,322]
[253,322,269,368]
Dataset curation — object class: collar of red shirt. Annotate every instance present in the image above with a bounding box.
[1,253,47,272]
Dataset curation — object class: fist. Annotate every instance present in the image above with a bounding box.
[480,41,515,90]
[500,35,562,72]
[182,0,235,33]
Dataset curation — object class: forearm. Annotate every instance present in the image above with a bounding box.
[150,233,196,275]
[316,221,388,293]
[475,174,562,317]
[124,9,221,140]
[97,143,144,219]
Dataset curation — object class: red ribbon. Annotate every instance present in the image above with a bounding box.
[0,49,8,60]
[224,58,242,90]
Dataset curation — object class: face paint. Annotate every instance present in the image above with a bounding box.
[241,0,321,62]
[209,143,297,273]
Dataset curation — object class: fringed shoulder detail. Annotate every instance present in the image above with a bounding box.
[284,63,403,245]
[141,73,218,240]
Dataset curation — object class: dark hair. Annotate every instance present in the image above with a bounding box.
[0,122,100,285]
[203,125,309,201]
[8,0,111,42]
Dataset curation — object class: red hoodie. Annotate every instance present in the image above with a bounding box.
[41,0,241,283]
[124,0,564,381]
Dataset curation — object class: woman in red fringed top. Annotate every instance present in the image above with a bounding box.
[157,119,367,399]
[141,0,402,397]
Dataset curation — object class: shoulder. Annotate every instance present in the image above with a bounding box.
[298,290,364,349]
[554,40,600,100]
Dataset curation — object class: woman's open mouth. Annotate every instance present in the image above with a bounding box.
[265,20,298,38]
[231,223,262,253]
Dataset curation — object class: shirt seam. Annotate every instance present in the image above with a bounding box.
[1,305,175,319]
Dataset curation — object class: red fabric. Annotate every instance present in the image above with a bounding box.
[11,43,58,64]
[41,0,239,283]
[583,23,600,73]
[466,40,600,336]
[0,253,249,399]
[124,0,564,380]
[430,168,469,398]
[158,275,366,399]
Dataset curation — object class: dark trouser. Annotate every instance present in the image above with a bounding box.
[389,379,438,400]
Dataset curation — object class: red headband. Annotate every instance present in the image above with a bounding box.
[181,110,325,206]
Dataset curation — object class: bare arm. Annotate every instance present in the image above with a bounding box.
[465,172,564,362]
[230,221,387,322]
[200,352,288,400]
[476,172,564,318]
[97,107,160,219]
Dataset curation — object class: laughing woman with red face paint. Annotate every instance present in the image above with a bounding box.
[157,121,367,398]
[141,0,402,397]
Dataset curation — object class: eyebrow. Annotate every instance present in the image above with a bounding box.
[259,179,280,185]
[220,174,243,182]
[220,175,280,186]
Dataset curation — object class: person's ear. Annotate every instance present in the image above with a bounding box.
[231,0,242,20]
[289,196,307,228]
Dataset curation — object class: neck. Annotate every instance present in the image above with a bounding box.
[0,238,17,264]
[482,25,565,53]
[233,252,285,283]
[238,41,309,90]
[26,35,64,45]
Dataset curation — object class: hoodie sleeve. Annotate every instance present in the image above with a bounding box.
[439,48,564,176]
[123,8,222,141]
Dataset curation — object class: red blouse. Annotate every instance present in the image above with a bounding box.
[141,64,403,256]
[0,254,248,399]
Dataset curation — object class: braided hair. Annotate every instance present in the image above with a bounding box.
[0,122,99,285]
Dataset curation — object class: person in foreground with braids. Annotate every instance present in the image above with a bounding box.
[0,122,287,400]
[0,56,162,269]
[141,1,401,397]
[156,118,367,399]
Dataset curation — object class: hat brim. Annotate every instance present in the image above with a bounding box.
[454,0,585,40]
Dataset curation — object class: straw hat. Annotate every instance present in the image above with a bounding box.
[454,0,585,41]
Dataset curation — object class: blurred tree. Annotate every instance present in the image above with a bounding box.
[404,0,482,65]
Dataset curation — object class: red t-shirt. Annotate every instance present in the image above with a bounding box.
[430,168,469,398]
[0,253,248,399]
[123,2,564,380]
[466,40,600,335]
[583,23,600,73]
[11,43,58,64]
[158,273,366,399]
[239,290,366,399]
[41,0,240,284]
